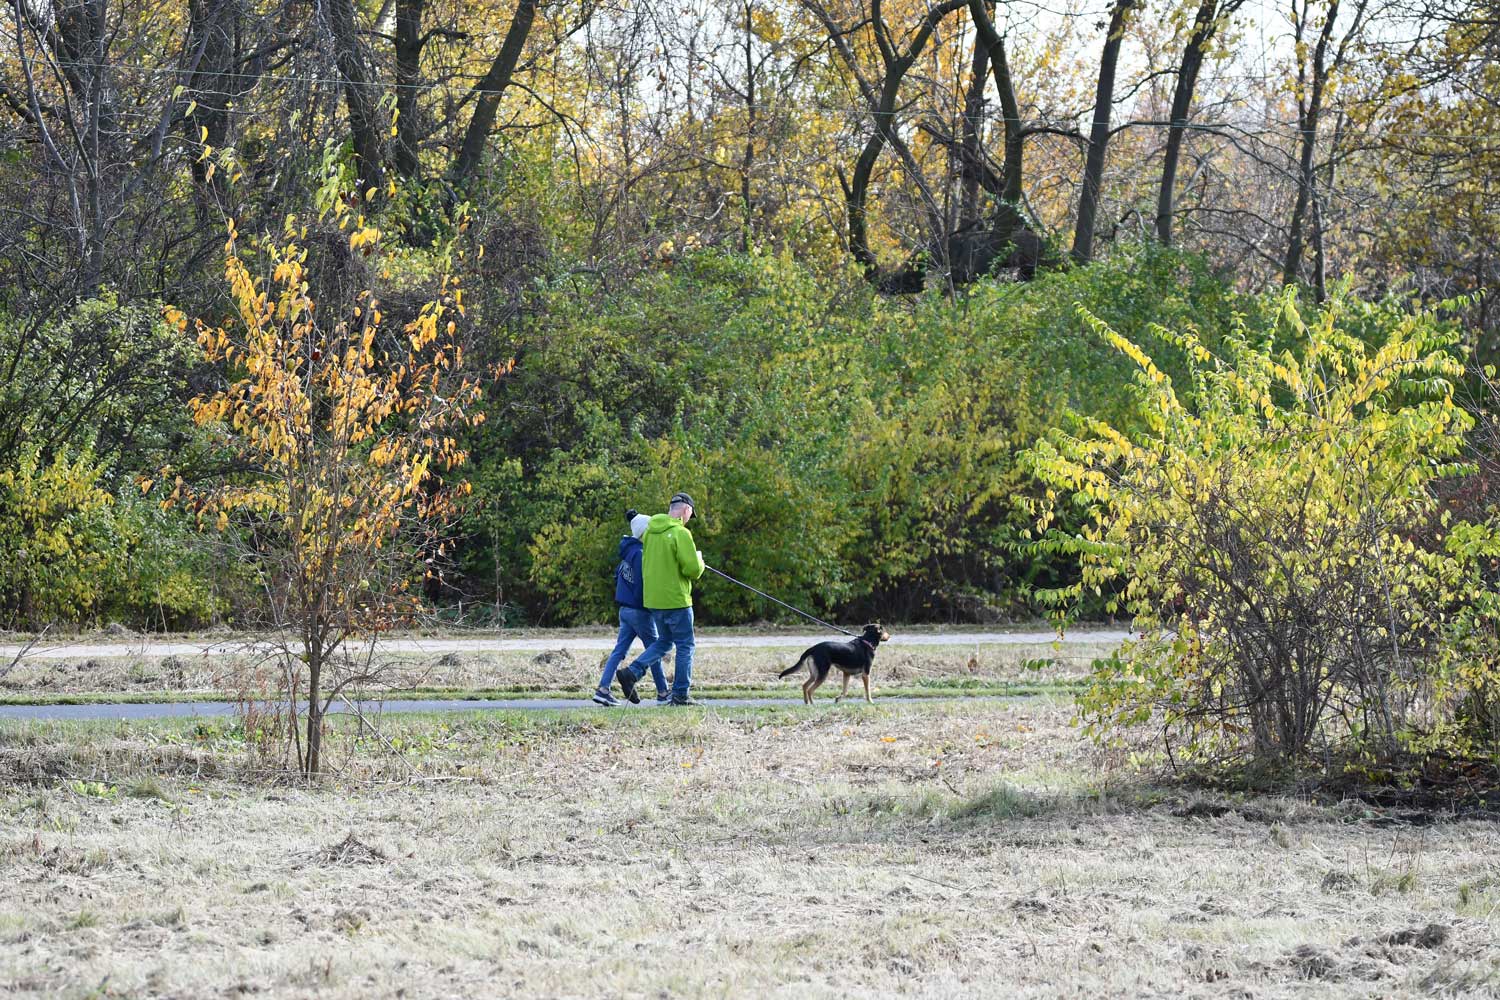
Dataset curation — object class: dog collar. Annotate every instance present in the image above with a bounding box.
[859,638,876,651]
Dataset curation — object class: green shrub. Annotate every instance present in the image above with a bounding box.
[0,445,122,625]
[0,294,193,467]
[1425,518,1500,760]
[0,446,225,629]
[464,244,1246,624]
[1024,288,1484,767]
[106,491,230,629]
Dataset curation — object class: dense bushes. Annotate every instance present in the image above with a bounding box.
[0,446,119,625]
[459,243,1241,624]
[0,301,226,630]
[0,244,1248,630]
[18,240,1489,666]
[0,445,225,629]
[1025,288,1500,769]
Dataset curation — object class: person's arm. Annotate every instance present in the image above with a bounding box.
[676,528,706,581]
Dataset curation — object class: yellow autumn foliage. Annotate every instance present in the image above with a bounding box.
[1024,287,1496,768]
[164,174,489,772]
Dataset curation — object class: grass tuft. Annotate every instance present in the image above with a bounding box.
[66,909,100,930]
[948,782,1052,821]
[125,776,171,801]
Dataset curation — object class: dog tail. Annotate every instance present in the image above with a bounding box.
[778,651,812,679]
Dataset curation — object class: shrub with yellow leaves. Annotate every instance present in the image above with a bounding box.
[164,180,486,775]
[0,445,119,626]
[1023,288,1487,773]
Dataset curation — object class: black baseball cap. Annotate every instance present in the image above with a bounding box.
[669,491,695,509]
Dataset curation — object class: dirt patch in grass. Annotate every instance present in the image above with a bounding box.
[2,699,1497,998]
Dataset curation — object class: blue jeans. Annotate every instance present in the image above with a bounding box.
[597,607,669,697]
[623,607,695,700]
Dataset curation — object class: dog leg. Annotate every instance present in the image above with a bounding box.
[802,673,814,705]
[806,670,829,703]
[862,673,872,704]
[835,672,850,704]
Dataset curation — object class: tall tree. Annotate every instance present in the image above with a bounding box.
[1155,0,1246,245]
[323,0,388,192]
[451,0,540,186]
[738,0,760,250]
[967,0,1023,204]
[392,0,428,180]
[802,0,968,273]
[1281,0,1369,294]
[1071,0,1137,262]
[956,21,989,227]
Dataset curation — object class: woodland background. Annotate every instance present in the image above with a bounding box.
[0,0,1494,630]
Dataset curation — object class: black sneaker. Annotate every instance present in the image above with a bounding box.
[668,695,701,707]
[616,669,641,704]
[591,688,619,707]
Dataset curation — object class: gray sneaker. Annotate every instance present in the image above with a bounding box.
[591,688,619,707]
[655,691,672,706]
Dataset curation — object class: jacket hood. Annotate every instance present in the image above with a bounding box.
[617,535,642,559]
[646,513,681,534]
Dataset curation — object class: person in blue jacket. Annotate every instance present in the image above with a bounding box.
[592,511,671,706]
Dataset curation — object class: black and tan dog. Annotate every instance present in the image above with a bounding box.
[778,623,891,704]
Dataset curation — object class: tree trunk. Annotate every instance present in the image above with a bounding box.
[1071,0,1135,263]
[740,0,756,252]
[38,0,117,136]
[1283,0,1339,287]
[1156,0,1239,245]
[825,0,967,274]
[847,99,894,272]
[968,0,1022,204]
[304,642,323,774]
[322,0,386,193]
[183,0,240,215]
[958,30,988,227]
[393,0,425,179]
[450,0,538,187]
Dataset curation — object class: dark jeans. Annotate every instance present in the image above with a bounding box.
[597,606,668,697]
[623,607,695,700]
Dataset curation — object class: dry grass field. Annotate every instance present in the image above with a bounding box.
[2,695,1497,998]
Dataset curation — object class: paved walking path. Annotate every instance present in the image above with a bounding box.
[0,628,1127,721]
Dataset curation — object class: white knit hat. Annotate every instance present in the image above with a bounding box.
[630,514,651,539]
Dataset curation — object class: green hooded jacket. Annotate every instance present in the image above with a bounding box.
[641,513,705,609]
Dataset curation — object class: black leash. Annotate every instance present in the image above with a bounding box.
[704,565,859,638]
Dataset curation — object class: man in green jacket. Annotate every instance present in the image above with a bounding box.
[616,491,706,706]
